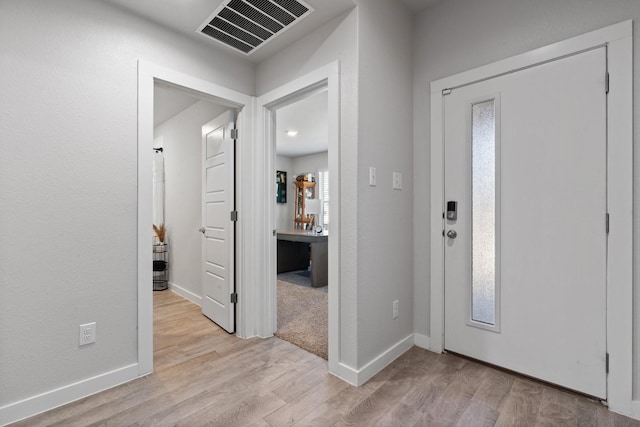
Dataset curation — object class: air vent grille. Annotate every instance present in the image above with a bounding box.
[245,0,296,26]
[273,0,308,17]
[198,0,313,55]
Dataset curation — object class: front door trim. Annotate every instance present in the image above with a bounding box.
[430,21,632,415]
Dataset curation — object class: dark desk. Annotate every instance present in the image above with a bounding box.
[277,230,328,288]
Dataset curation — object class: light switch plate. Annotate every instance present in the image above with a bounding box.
[369,167,377,186]
[393,172,402,190]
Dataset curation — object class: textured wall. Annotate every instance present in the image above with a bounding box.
[355,0,414,367]
[0,0,253,407]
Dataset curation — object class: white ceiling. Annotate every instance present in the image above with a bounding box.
[276,90,328,157]
[103,0,355,62]
[401,0,442,12]
[103,0,441,61]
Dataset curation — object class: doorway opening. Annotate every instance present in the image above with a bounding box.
[272,89,329,360]
[256,62,340,372]
[151,83,239,364]
[138,61,253,375]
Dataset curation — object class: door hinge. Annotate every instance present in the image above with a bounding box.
[230,128,238,139]
[230,211,238,222]
[606,353,610,373]
[605,72,610,94]
[442,88,452,96]
[606,213,610,234]
[230,292,238,304]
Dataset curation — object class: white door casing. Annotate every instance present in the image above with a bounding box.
[255,62,346,381]
[443,47,607,398]
[201,110,236,333]
[430,21,633,416]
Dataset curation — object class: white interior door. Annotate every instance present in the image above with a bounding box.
[202,110,236,333]
[444,47,607,398]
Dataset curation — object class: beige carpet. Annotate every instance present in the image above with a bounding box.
[275,279,328,360]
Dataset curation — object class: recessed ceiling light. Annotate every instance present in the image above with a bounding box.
[287,130,298,137]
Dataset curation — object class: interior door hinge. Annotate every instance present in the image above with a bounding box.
[606,353,610,373]
[230,211,238,222]
[230,128,238,139]
[230,292,238,304]
[605,72,610,94]
[606,213,610,234]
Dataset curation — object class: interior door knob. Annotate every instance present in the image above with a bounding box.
[446,230,457,239]
[199,227,205,234]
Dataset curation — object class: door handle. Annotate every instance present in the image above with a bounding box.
[199,227,205,234]
[446,230,457,239]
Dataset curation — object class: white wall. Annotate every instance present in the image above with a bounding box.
[355,0,414,367]
[154,99,228,300]
[0,0,253,411]
[412,0,640,397]
[292,151,328,178]
[257,9,360,368]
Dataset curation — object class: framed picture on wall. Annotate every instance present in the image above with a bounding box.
[276,170,287,203]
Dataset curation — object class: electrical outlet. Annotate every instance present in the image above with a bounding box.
[79,322,96,346]
[392,300,399,319]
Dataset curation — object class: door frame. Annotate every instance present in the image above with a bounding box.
[429,21,633,414]
[137,61,254,374]
[255,62,341,374]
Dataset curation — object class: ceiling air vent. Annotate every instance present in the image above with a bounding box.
[197,0,314,55]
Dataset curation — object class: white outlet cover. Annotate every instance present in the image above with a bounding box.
[79,322,96,346]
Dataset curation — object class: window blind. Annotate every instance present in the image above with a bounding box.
[318,169,329,228]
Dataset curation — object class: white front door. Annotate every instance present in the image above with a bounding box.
[202,110,236,333]
[443,47,607,398]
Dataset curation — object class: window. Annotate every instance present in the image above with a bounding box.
[318,169,329,229]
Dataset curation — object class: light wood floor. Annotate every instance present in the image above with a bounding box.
[13,291,640,426]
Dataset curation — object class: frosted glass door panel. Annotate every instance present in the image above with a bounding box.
[471,99,497,326]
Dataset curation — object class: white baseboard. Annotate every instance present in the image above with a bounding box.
[168,282,202,306]
[630,401,640,421]
[355,334,414,386]
[329,362,359,386]
[330,334,414,387]
[413,333,431,350]
[0,364,140,426]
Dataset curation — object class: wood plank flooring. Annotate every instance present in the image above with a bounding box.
[12,291,640,426]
